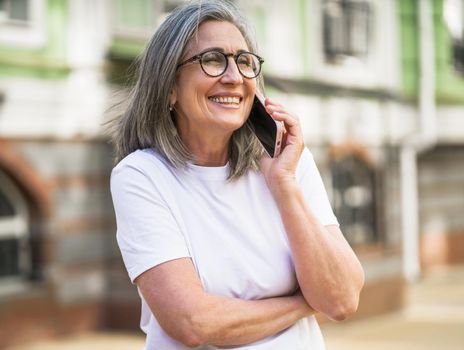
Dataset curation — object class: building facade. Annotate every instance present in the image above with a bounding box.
[0,0,463,348]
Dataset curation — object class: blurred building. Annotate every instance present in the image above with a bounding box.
[0,0,463,348]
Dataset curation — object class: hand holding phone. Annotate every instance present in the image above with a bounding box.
[248,93,285,158]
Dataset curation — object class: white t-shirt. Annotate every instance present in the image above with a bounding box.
[110,147,338,350]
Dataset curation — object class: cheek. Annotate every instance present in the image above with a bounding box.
[246,80,257,95]
[246,81,257,101]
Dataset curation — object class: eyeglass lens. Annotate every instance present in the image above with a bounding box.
[200,52,260,78]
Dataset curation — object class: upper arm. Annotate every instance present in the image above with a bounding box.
[136,257,206,346]
[111,162,206,346]
[110,163,191,283]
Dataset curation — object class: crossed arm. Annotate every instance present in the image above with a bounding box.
[137,222,363,348]
[136,257,315,348]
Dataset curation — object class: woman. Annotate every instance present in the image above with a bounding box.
[110,1,364,349]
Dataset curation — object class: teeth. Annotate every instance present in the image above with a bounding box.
[209,96,240,104]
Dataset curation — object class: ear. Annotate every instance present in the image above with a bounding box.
[169,86,177,107]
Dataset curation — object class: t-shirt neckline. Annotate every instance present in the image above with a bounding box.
[143,147,230,180]
[186,161,229,180]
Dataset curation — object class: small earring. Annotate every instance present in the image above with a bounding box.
[169,105,174,112]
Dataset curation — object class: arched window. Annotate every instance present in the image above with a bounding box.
[331,155,380,246]
[0,169,30,280]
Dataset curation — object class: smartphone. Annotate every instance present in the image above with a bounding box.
[248,93,284,158]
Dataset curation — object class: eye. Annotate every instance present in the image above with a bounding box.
[201,52,225,66]
[237,53,253,67]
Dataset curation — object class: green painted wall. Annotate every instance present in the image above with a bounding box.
[398,0,464,103]
[109,39,147,60]
[398,0,420,99]
[109,0,152,60]
[0,0,69,78]
[115,0,153,29]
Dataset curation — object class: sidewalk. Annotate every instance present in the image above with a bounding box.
[8,265,464,350]
[324,264,464,350]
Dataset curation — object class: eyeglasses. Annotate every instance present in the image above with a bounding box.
[177,50,264,79]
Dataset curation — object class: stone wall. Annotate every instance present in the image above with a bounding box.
[418,145,464,268]
[0,138,139,348]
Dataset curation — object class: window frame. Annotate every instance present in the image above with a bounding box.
[306,0,400,89]
[323,0,371,64]
[0,0,30,25]
[0,0,46,49]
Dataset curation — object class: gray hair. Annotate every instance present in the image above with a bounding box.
[108,0,264,180]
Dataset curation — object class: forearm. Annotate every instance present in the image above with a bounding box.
[272,182,364,321]
[189,291,314,347]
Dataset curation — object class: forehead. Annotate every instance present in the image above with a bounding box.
[185,20,249,55]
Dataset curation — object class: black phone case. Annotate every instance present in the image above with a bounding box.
[248,96,278,157]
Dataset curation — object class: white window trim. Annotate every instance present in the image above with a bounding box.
[444,0,464,41]
[0,0,46,49]
[307,0,400,90]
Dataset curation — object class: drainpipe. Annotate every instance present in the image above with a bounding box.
[400,0,437,282]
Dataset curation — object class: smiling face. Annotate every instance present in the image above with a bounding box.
[172,20,257,145]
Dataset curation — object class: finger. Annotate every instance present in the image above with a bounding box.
[266,106,294,119]
[270,111,298,126]
[266,105,285,114]
[264,98,284,109]
[271,114,302,148]
[270,112,301,138]
[264,102,296,118]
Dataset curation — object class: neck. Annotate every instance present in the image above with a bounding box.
[179,128,231,167]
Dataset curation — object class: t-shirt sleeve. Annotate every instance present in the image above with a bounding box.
[296,148,339,226]
[110,162,191,283]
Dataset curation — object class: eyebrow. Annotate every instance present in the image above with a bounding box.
[197,47,249,55]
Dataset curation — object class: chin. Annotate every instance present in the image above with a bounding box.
[220,117,248,132]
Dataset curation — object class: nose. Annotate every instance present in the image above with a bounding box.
[220,57,244,84]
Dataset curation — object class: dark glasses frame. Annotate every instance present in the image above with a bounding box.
[177,49,265,79]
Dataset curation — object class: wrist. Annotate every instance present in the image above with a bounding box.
[268,177,299,201]
[291,293,314,318]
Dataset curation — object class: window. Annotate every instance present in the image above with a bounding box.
[0,170,30,281]
[331,156,380,246]
[309,0,396,88]
[0,0,30,25]
[322,0,371,65]
[0,0,45,48]
[444,0,464,74]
